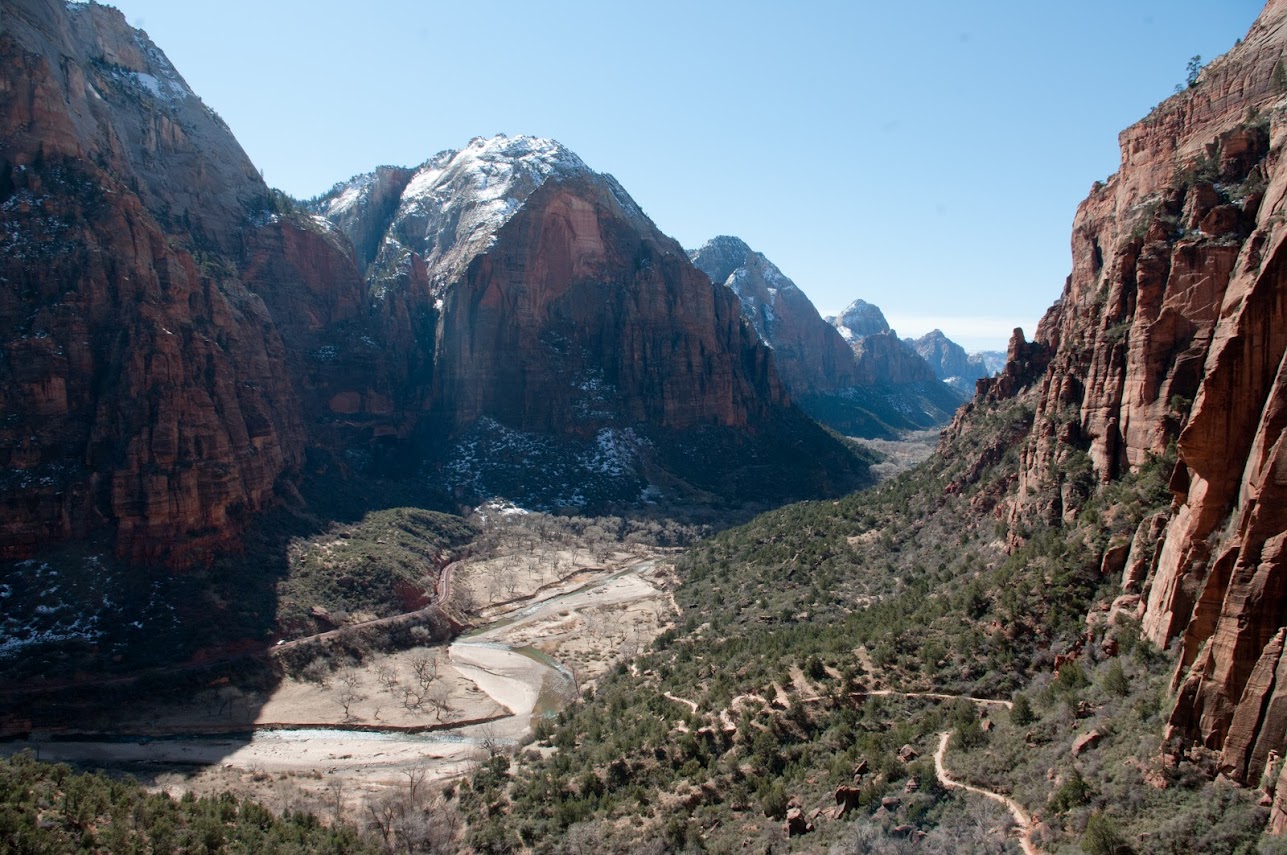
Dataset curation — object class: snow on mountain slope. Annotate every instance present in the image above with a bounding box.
[319,134,657,293]
[828,299,891,342]
[690,236,802,345]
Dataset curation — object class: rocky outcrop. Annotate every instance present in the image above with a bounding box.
[967,0,1287,791]
[318,136,597,295]
[315,166,415,275]
[689,236,862,396]
[319,138,799,441]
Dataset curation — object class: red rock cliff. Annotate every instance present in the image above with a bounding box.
[433,177,785,436]
[0,0,308,565]
[978,0,1287,788]
[0,1,436,566]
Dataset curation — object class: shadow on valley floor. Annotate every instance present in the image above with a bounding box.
[0,443,836,787]
[0,457,473,766]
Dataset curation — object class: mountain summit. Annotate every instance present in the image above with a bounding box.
[911,329,991,392]
[829,299,891,341]
[319,135,612,291]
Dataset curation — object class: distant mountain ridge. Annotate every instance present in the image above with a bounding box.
[688,236,863,396]
[910,329,992,392]
[691,240,966,437]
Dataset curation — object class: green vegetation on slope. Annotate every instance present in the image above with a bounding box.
[458,396,1278,854]
[0,752,376,855]
[275,506,476,636]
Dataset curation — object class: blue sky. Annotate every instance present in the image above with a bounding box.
[105,1,1264,350]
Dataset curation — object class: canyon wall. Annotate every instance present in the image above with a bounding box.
[977,0,1287,789]
[0,1,436,565]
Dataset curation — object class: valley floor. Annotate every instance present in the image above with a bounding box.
[2,538,680,820]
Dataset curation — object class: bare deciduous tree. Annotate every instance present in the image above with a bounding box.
[403,763,429,802]
[326,776,345,823]
[336,683,366,721]
[410,652,438,688]
[376,664,399,693]
[402,682,428,712]
[426,683,452,723]
[477,723,503,759]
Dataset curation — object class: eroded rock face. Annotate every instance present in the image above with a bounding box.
[3,0,266,253]
[967,0,1287,788]
[0,1,305,566]
[239,217,437,451]
[432,179,785,436]
[0,1,437,566]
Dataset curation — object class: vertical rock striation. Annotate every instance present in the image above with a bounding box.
[967,0,1287,789]
[0,0,304,565]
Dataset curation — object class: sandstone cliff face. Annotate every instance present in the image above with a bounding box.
[686,241,964,438]
[239,215,437,452]
[689,236,863,396]
[972,0,1287,788]
[2,0,266,253]
[432,178,785,437]
[315,166,415,275]
[0,0,307,565]
[0,1,437,566]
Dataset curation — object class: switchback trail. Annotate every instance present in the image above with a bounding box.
[851,688,1013,709]
[935,731,1042,855]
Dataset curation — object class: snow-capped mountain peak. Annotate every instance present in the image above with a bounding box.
[828,299,891,342]
[401,134,590,217]
[328,134,600,290]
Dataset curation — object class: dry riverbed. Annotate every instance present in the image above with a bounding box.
[5,544,678,813]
